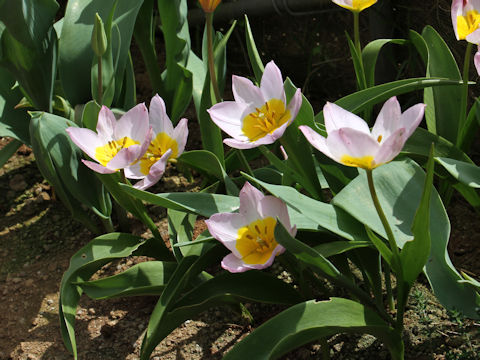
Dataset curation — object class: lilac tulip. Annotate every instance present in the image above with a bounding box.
[207,61,302,149]
[205,182,296,273]
[66,104,151,174]
[299,97,425,170]
[452,0,480,43]
[331,0,377,12]
[125,95,188,190]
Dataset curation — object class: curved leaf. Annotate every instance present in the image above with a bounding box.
[224,298,402,360]
[60,233,145,358]
[244,15,264,82]
[78,261,177,299]
[436,157,480,188]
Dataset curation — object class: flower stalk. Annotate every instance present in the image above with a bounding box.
[206,12,222,103]
[458,41,473,147]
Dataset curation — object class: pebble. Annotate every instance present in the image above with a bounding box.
[24,279,34,286]
[9,174,28,192]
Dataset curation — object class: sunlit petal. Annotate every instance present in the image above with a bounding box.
[324,102,370,135]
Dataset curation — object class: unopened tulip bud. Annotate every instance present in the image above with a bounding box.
[198,0,221,13]
[91,13,107,57]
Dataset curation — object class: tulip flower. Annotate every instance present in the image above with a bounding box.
[198,0,221,13]
[331,0,377,12]
[207,61,302,149]
[205,182,296,273]
[299,97,425,170]
[452,0,480,43]
[66,104,152,174]
[475,47,480,75]
[124,95,188,190]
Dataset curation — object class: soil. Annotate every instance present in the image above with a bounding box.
[1,1,480,359]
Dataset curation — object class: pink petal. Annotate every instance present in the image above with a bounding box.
[232,75,264,107]
[220,253,251,273]
[374,127,407,166]
[475,49,480,76]
[259,196,296,237]
[66,127,103,161]
[260,61,286,104]
[285,88,302,125]
[466,28,480,44]
[206,213,246,257]
[399,103,425,139]
[323,102,370,135]
[114,103,149,142]
[149,94,174,135]
[223,137,260,149]
[106,144,142,170]
[172,118,189,155]
[371,96,402,141]
[299,125,334,160]
[82,159,116,174]
[326,128,380,165]
[451,0,463,40]
[207,101,250,139]
[132,150,171,190]
[96,106,116,141]
[239,182,264,223]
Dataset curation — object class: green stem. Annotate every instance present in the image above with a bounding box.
[101,216,115,233]
[457,41,473,148]
[206,12,222,103]
[353,11,362,59]
[97,55,103,105]
[237,150,254,177]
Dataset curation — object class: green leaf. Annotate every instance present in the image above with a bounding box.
[243,174,368,241]
[314,78,464,124]
[333,159,480,318]
[346,32,367,90]
[436,157,480,188]
[168,208,196,260]
[224,298,403,360]
[410,27,462,143]
[81,100,101,131]
[119,183,240,217]
[78,261,177,299]
[59,0,143,106]
[362,39,406,87]
[244,15,264,82]
[401,146,434,285]
[60,233,145,358]
[0,68,31,143]
[29,112,111,220]
[313,240,370,258]
[0,138,21,168]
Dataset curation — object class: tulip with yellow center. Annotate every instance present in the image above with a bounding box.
[299,97,425,170]
[205,182,296,273]
[66,104,152,174]
[124,95,188,190]
[198,0,221,13]
[331,0,377,12]
[452,0,480,43]
[207,61,302,149]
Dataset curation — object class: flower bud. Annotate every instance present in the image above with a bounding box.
[91,13,107,57]
[198,0,221,13]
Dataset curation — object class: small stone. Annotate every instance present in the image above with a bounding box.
[35,192,51,203]
[47,299,54,305]
[12,277,22,284]
[24,279,34,286]
[88,308,96,315]
[9,174,28,192]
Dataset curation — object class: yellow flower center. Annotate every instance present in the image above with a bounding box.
[340,154,375,169]
[457,10,480,40]
[351,0,377,11]
[242,99,291,142]
[138,132,178,175]
[236,217,279,265]
[95,137,139,167]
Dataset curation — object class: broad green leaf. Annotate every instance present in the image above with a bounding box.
[60,233,145,358]
[59,0,143,106]
[313,240,370,258]
[314,78,464,124]
[333,159,480,318]
[401,146,434,285]
[1,26,57,111]
[224,298,403,360]
[81,100,101,131]
[120,183,240,217]
[436,157,480,188]
[140,243,226,359]
[243,174,368,241]
[244,15,264,82]
[458,272,480,292]
[179,150,238,195]
[29,112,111,220]
[410,27,462,143]
[78,261,177,299]
[0,0,58,49]
[168,208,196,260]
[0,138,21,168]
[0,68,31,143]
[362,39,406,87]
